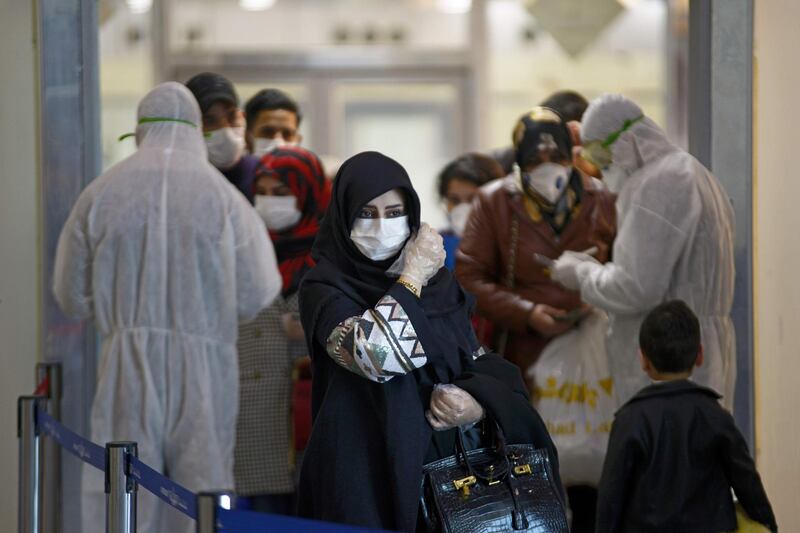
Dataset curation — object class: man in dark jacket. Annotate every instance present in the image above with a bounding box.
[186,72,260,203]
[596,300,776,533]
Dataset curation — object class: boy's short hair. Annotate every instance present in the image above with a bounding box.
[245,88,302,128]
[639,300,701,373]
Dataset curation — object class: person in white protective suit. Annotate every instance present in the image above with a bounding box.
[52,82,281,533]
[550,94,736,409]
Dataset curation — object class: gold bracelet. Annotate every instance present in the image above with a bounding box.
[396,278,421,298]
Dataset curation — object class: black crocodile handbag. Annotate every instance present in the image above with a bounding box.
[419,425,568,533]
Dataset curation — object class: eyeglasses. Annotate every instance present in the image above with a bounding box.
[580,115,643,169]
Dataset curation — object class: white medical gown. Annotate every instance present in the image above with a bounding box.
[53,82,281,533]
[575,115,736,408]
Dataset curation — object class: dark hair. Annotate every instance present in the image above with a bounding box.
[184,72,239,114]
[540,90,589,123]
[639,300,701,373]
[437,153,505,199]
[245,88,302,129]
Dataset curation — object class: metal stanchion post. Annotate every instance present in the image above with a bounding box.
[36,363,62,533]
[196,491,235,533]
[105,442,138,533]
[18,396,44,533]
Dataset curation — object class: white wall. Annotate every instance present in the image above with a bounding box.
[0,0,40,525]
[753,1,800,530]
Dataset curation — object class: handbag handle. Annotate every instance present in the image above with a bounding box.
[453,421,509,474]
[454,422,529,530]
[454,427,478,479]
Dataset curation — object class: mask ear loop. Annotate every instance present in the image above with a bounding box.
[118,116,201,141]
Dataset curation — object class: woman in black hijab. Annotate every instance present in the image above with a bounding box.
[298,151,561,531]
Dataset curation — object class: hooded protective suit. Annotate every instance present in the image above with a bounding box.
[555,94,735,408]
[53,82,281,533]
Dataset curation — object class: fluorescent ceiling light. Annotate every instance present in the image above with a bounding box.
[437,0,472,15]
[240,0,277,11]
[126,0,152,14]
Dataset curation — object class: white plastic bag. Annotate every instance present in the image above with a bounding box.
[528,309,615,486]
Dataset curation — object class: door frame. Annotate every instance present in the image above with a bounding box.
[688,0,755,446]
[169,51,474,159]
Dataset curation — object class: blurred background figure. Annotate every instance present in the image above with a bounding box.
[551,93,736,409]
[235,146,330,515]
[436,152,504,270]
[456,107,616,531]
[245,88,303,157]
[457,106,616,374]
[52,82,281,533]
[186,72,260,203]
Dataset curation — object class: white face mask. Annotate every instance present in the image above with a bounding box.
[252,137,297,158]
[523,162,571,204]
[255,194,302,231]
[206,126,245,170]
[448,203,472,238]
[350,216,410,261]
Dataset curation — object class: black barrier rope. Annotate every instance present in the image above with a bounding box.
[29,400,395,532]
[39,410,105,472]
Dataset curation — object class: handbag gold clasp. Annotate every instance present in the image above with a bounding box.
[513,464,532,476]
[453,475,477,497]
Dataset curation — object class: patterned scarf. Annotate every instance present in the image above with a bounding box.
[256,147,331,296]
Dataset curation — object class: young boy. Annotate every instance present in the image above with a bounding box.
[596,300,777,532]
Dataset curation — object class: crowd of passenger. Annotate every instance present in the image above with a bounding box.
[51,73,777,532]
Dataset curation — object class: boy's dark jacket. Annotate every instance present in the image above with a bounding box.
[596,380,777,533]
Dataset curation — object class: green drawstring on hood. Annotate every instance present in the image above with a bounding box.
[118,116,200,142]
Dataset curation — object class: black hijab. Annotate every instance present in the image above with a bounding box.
[301,151,468,331]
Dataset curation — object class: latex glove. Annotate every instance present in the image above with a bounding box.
[426,384,485,431]
[399,223,446,288]
[551,250,599,290]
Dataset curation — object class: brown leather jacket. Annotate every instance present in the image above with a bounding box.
[455,175,617,373]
